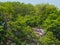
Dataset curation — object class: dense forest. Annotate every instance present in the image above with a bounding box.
[0,2,60,45]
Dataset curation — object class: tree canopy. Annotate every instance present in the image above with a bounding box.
[0,2,60,45]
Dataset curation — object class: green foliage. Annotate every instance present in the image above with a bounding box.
[0,2,60,45]
[40,31,60,45]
